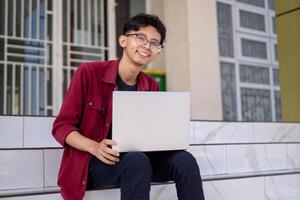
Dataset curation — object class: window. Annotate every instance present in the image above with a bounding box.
[239,10,265,31]
[241,38,267,59]
[220,62,237,121]
[240,64,270,84]
[241,88,272,121]
[274,91,281,121]
[273,69,280,86]
[236,0,265,8]
[217,2,234,58]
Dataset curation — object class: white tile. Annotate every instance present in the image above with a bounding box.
[227,144,288,173]
[24,117,60,148]
[0,150,44,190]
[203,177,265,200]
[44,149,63,187]
[1,193,62,200]
[189,121,195,144]
[84,189,120,200]
[254,122,300,143]
[150,184,177,200]
[288,144,300,169]
[193,122,254,144]
[193,121,224,144]
[0,116,23,148]
[189,145,227,175]
[265,174,300,200]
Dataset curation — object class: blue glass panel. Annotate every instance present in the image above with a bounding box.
[39,0,45,39]
[23,66,30,114]
[31,67,37,114]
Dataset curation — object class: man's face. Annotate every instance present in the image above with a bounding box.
[120,26,162,67]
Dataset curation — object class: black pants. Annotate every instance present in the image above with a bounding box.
[88,150,205,200]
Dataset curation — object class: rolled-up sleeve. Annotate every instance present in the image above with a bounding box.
[52,65,86,146]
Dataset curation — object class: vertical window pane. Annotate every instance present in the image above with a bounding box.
[47,43,52,65]
[221,62,237,121]
[8,0,14,36]
[23,65,30,115]
[39,0,46,39]
[16,1,22,37]
[48,0,52,11]
[273,68,280,86]
[63,0,68,42]
[240,10,265,31]
[217,2,234,57]
[39,67,45,115]
[274,43,278,61]
[24,0,30,38]
[47,14,52,40]
[0,0,5,35]
[274,91,281,121]
[70,0,74,43]
[240,64,270,84]
[272,17,276,34]
[91,0,95,45]
[0,38,4,60]
[84,0,89,44]
[15,65,21,114]
[31,67,37,114]
[76,0,82,44]
[241,88,271,121]
[236,0,265,8]
[7,65,13,114]
[63,45,68,66]
[47,68,52,106]
[0,64,4,114]
[241,38,267,59]
[32,0,38,39]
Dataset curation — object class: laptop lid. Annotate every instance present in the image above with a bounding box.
[112,91,190,152]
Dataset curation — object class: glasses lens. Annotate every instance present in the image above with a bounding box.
[135,35,147,45]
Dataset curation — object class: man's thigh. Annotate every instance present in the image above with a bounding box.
[146,150,194,182]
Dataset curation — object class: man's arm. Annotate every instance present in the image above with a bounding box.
[66,131,120,165]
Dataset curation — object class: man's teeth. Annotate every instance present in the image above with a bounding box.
[138,51,149,57]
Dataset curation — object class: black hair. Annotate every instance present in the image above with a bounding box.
[122,13,167,47]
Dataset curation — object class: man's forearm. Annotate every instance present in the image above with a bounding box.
[65,131,98,155]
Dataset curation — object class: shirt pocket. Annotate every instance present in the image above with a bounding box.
[87,98,108,116]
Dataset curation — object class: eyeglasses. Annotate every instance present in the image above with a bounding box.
[125,33,162,53]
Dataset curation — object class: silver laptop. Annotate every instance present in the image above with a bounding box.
[112,91,190,152]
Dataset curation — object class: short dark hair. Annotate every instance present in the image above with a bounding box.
[122,13,167,47]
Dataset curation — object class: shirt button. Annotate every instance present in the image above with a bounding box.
[105,123,109,127]
[88,101,93,106]
[82,180,86,185]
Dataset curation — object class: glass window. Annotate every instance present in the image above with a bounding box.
[16,1,22,37]
[274,43,278,61]
[240,64,270,85]
[15,65,21,114]
[6,65,13,114]
[0,38,4,60]
[23,65,30,115]
[24,0,30,38]
[0,0,5,35]
[241,38,267,59]
[268,0,274,10]
[274,91,281,121]
[240,10,265,31]
[220,62,237,121]
[39,68,45,115]
[272,17,276,34]
[236,0,265,8]
[7,0,13,36]
[39,0,46,40]
[217,2,234,57]
[32,0,38,39]
[0,64,4,114]
[241,88,272,121]
[31,67,37,114]
[273,68,280,86]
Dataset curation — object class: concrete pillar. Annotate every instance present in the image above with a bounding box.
[150,0,223,120]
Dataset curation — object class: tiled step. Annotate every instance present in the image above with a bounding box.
[2,173,300,200]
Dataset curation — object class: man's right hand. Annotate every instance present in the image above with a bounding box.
[90,139,120,165]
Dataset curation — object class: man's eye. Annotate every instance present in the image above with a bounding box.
[137,35,147,41]
[150,42,159,47]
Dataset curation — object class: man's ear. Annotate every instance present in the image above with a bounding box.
[119,35,127,48]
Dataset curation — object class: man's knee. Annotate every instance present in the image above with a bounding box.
[171,151,199,174]
[122,152,152,171]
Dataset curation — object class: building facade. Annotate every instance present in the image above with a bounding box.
[0,0,281,122]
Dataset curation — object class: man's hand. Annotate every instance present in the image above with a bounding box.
[90,139,120,165]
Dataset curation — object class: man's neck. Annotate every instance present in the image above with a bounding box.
[118,57,143,85]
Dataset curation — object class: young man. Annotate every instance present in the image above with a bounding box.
[52,13,205,200]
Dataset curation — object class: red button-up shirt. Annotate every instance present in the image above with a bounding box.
[52,60,159,200]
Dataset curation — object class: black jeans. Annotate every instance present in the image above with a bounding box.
[88,151,205,200]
